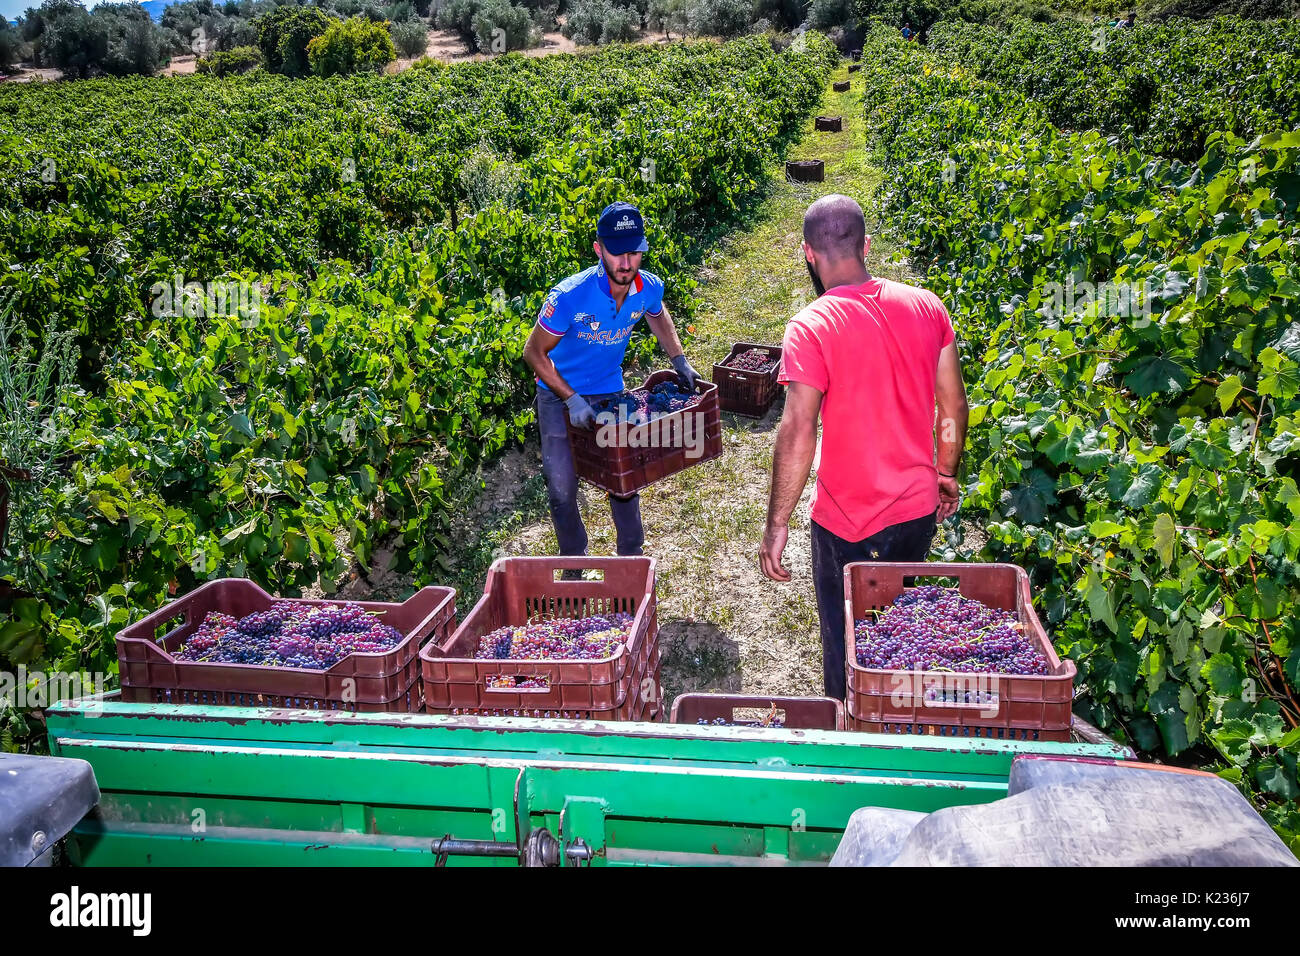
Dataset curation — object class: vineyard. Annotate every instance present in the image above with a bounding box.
[0,33,837,744]
[3,7,1300,860]
[856,22,1300,847]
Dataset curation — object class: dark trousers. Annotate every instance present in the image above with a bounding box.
[536,384,644,557]
[811,512,937,700]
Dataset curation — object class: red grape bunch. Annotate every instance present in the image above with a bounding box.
[854,585,1049,675]
[175,601,406,670]
[591,382,701,425]
[724,348,777,374]
[474,613,634,662]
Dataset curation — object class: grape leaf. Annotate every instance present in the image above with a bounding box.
[1202,652,1243,697]
[1152,512,1176,566]
[1124,356,1190,397]
[999,468,1056,524]
[1210,718,1255,767]
[1215,374,1243,412]
[1253,754,1299,800]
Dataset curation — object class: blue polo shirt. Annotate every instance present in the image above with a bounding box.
[536,260,666,395]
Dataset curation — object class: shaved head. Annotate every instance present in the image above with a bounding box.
[803,194,866,262]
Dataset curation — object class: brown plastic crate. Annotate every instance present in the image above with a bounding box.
[434,638,664,722]
[670,693,845,730]
[421,555,659,715]
[843,562,1075,742]
[712,343,783,419]
[565,370,722,498]
[115,579,456,712]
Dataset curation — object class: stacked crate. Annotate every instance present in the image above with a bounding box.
[421,556,662,720]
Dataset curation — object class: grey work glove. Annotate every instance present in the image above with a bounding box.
[671,354,703,393]
[564,392,597,429]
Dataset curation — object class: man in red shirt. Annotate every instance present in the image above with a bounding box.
[759,194,969,699]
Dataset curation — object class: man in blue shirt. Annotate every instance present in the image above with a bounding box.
[523,201,702,557]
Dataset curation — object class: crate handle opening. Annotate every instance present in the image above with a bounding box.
[151,607,190,645]
[552,568,605,582]
[485,676,552,692]
[732,705,786,726]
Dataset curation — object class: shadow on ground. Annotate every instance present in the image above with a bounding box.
[658,620,743,704]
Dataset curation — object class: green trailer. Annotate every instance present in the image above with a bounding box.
[44,694,1132,867]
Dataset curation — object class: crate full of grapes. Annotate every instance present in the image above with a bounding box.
[421,556,662,719]
[115,579,456,712]
[565,369,722,497]
[843,563,1075,741]
[712,343,783,419]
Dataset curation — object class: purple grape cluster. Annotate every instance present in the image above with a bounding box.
[724,348,777,374]
[175,601,406,670]
[474,613,634,662]
[854,585,1049,675]
[696,716,786,727]
[591,381,701,424]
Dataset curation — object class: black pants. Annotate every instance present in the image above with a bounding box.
[535,384,644,557]
[811,512,937,700]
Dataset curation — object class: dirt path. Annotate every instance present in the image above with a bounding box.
[387,23,673,72]
[445,64,910,704]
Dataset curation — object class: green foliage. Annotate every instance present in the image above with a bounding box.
[646,0,691,36]
[434,0,480,36]
[0,33,838,750]
[1148,0,1298,19]
[195,43,262,74]
[389,17,429,56]
[858,25,1300,851]
[563,0,640,44]
[926,17,1300,162]
[753,0,810,30]
[808,0,855,29]
[470,0,537,52]
[254,4,334,76]
[686,0,753,36]
[307,15,397,75]
[460,143,526,210]
[0,19,23,72]
[40,5,108,77]
[100,5,170,76]
[852,0,1054,33]
[0,301,77,582]
[410,52,450,69]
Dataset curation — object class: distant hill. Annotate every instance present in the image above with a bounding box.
[141,0,170,21]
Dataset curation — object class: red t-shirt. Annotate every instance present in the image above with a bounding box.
[778,277,956,542]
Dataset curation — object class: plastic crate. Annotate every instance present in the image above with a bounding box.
[670,693,845,730]
[843,562,1075,741]
[712,343,783,419]
[437,640,663,722]
[565,370,722,497]
[115,579,456,712]
[421,556,660,716]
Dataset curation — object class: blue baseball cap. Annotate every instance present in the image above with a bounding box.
[596,201,649,255]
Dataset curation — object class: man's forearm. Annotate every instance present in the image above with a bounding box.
[936,399,969,475]
[767,418,817,527]
[645,307,684,359]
